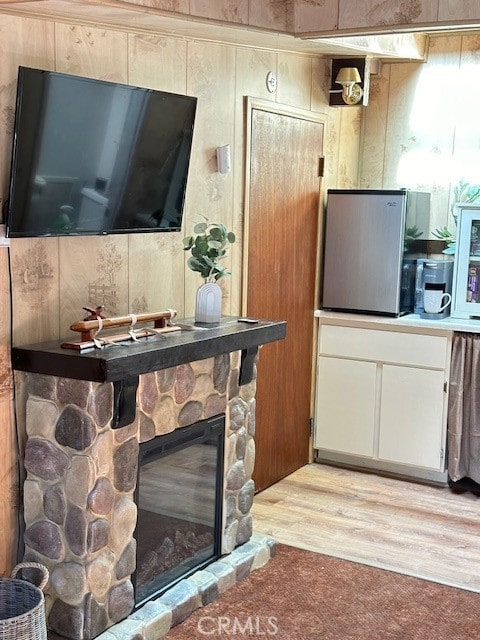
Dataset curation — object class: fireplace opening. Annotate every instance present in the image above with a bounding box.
[133,414,225,606]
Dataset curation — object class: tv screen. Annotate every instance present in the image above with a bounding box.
[6,67,197,237]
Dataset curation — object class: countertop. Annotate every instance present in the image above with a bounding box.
[314,310,480,336]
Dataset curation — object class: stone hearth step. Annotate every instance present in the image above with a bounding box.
[89,534,276,640]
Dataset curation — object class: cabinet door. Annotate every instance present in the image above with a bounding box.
[452,205,480,318]
[378,364,445,469]
[314,356,377,457]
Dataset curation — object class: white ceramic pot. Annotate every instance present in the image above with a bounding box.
[195,281,222,323]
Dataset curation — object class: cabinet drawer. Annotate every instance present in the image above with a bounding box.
[319,325,448,369]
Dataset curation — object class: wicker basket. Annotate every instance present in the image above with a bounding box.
[0,562,49,640]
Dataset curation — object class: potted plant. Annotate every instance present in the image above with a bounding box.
[183,218,235,323]
[433,180,480,254]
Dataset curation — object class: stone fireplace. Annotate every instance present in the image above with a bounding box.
[12,318,285,639]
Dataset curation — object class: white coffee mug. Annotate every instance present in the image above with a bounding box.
[423,290,451,314]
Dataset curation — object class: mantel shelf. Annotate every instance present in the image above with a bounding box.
[11,316,286,383]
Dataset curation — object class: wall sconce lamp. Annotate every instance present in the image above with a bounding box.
[335,67,364,105]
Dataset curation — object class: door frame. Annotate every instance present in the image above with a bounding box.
[242,96,328,453]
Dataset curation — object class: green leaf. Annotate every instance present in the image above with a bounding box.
[203,256,217,267]
[214,265,230,279]
[191,246,202,258]
[195,236,209,254]
[227,232,236,243]
[432,226,455,243]
[209,227,223,240]
[187,256,202,270]
[188,259,211,279]
[443,243,456,255]
[194,222,208,234]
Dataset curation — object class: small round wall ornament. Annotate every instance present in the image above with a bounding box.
[266,71,277,93]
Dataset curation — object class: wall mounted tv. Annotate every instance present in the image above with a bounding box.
[5,67,197,237]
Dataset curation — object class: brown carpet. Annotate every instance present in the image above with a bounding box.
[166,544,480,639]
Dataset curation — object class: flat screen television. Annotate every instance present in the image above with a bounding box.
[5,67,197,237]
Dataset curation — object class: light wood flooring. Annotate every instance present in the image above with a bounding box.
[251,462,480,593]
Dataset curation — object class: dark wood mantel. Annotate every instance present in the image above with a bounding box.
[11,317,286,383]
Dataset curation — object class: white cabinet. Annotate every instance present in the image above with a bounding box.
[378,364,445,468]
[314,323,451,481]
[316,356,376,457]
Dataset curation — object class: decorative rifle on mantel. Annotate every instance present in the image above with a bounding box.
[61,308,180,351]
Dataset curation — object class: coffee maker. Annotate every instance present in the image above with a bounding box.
[414,259,454,319]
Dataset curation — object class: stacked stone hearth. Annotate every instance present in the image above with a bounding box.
[18,350,257,640]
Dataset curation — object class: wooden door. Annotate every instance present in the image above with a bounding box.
[246,106,324,492]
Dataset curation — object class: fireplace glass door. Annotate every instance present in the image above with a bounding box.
[134,414,225,606]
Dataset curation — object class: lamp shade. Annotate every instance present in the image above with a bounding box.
[335,67,361,85]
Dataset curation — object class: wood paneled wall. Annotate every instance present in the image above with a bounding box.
[295,0,480,35]
[81,0,480,36]
[106,0,294,32]
[361,33,480,234]
[0,247,16,574]
[0,12,360,573]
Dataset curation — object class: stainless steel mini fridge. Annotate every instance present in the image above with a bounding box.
[322,189,430,316]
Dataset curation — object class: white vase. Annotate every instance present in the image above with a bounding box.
[195,281,222,324]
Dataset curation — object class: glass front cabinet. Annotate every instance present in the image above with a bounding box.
[452,204,480,318]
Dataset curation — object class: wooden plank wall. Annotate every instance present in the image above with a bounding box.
[361,33,480,234]
[0,247,16,573]
[110,0,294,32]
[295,0,480,34]
[96,0,480,35]
[0,12,361,574]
